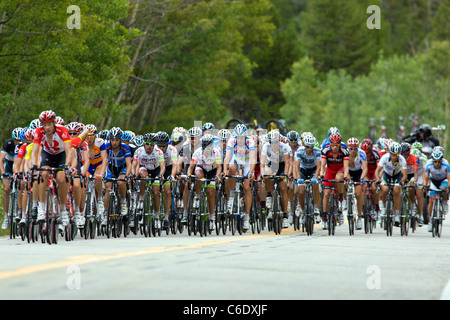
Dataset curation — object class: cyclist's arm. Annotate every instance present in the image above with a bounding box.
[81,149,90,176]
[249,149,256,176]
[401,168,408,183]
[159,159,165,177]
[187,159,196,176]
[293,160,300,179]
[31,142,41,168]
[320,158,326,177]
[64,140,73,167]
[343,159,350,180]
[0,152,6,175]
[223,149,232,175]
[361,159,368,181]
[100,150,107,176]
[125,156,132,176]
[283,153,290,175]
[375,164,383,181]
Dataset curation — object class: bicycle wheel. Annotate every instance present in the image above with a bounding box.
[401,195,410,236]
[385,198,393,236]
[327,194,335,236]
[347,196,355,236]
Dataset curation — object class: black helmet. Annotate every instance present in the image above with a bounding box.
[201,134,214,149]
[156,131,170,144]
[419,124,432,138]
[143,133,157,144]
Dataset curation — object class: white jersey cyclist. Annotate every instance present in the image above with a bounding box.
[191,146,222,174]
[378,153,407,177]
[134,145,164,171]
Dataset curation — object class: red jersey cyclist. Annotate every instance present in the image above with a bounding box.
[320,132,350,228]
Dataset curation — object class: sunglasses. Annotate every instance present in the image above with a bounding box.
[68,132,78,136]
[144,142,155,146]
[349,147,358,151]
[158,144,168,148]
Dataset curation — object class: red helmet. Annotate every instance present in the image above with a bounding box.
[39,110,56,123]
[360,139,373,153]
[329,133,341,144]
[347,137,359,148]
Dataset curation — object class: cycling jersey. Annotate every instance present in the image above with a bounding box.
[348,148,367,172]
[403,153,418,175]
[134,145,164,171]
[33,125,71,155]
[378,153,407,177]
[24,143,34,161]
[161,145,178,167]
[425,160,450,194]
[366,149,380,179]
[88,138,106,166]
[191,147,222,172]
[321,138,347,150]
[321,145,349,172]
[294,146,321,170]
[261,142,290,166]
[226,137,255,163]
[105,142,131,168]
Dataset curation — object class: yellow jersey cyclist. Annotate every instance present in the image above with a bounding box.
[85,125,108,216]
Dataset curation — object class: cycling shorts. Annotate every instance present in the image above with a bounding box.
[324,167,344,188]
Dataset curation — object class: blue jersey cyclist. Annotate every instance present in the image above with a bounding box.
[103,127,132,221]
[424,148,450,232]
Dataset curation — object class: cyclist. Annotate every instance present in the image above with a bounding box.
[400,142,422,223]
[320,132,349,228]
[156,131,178,229]
[223,124,256,231]
[375,141,407,226]
[103,127,132,224]
[1,128,23,230]
[347,137,368,229]
[179,126,202,223]
[286,130,300,221]
[85,124,107,217]
[134,133,165,229]
[261,130,290,228]
[293,133,321,224]
[31,110,73,227]
[187,134,222,230]
[424,148,449,232]
[411,142,427,225]
[66,122,90,227]
[360,139,381,219]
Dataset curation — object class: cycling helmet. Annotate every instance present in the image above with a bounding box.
[433,146,444,154]
[267,130,280,142]
[422,146,433,155]
[24,128,34,141]
[134,135,144,147]
[201,134,214,149]
[19,127,29,142]
[143,133,157,144]
[39,110,56,123]
[431,149,444,160]
[303,135,316,147]
[125,130,135,141]
[172,127,186,136]
[99,130,109,140]
[389,142,401,155]
[360,139,373,153]
[12,127,23,140]
[327,127,340,138]
[122,131,132,142]
[218,129,231,142]
[286,131,299,142]
[411,141,422,150]
[419,124,432,138]
[171,132,185,145]
[188,127,202,138]
[29,119,41,129]
[86,124,97,136]
[233,124,247,137]
[347,137,359,148]
[67,122,83,133]
[376,137,386,150]
[301,132,313,142]
[157,131,170,144]
[202,122,215,132]
[329,133,341,144]
[55,116,64,126]
[384,138,393,152]
[108,127,123,139]
[400,142,411,155]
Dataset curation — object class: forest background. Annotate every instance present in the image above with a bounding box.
[0,0,448,148]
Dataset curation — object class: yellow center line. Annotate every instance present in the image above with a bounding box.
[0,230,297,281]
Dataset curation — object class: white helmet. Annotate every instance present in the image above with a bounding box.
[389,142,401,155]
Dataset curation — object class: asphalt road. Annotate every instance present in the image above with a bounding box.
[1,217,450,301]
